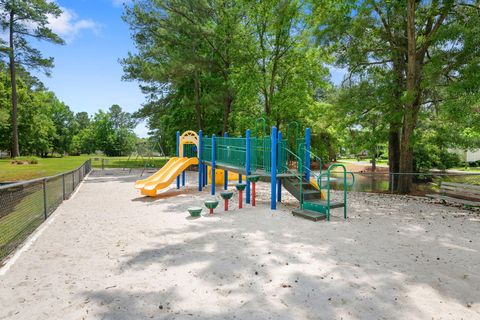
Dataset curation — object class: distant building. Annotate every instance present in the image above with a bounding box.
[454,149,480,163]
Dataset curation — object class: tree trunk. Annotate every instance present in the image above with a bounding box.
[193,70,203,130]
[397,115,415,193]
[371,154,376,172]
[222,93,232,135]
[9,11,20,158]
[263,88,270,116]
[397,0,417,194]
[388,124,400,191]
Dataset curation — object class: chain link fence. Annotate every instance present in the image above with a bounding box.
[0,160,91,263]
[326,171,480,196]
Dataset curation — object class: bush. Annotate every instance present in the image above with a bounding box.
[29,158,38,164]
[414,146,462,171]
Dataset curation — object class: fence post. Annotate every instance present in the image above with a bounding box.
[390,173,394,194]
[62,173,66,200]
[43,178,48,220]
[101,158,104,170]
[72,171,75,191]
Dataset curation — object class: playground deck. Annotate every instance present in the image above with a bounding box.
[0,170,479,320]
[202,160,300,178]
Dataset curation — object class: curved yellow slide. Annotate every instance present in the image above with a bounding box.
[140,157,199,197]
[309,177,327,200]
[134,157,179,190]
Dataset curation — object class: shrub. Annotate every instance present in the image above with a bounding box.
[414,146,462,171]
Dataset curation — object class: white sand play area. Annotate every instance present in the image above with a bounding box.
[0,170,479,320]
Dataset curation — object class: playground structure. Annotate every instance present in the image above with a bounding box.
[135,120,354,221]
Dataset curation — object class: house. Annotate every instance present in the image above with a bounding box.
[454,149,480,163]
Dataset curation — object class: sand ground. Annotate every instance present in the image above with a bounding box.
[0,169,479,320]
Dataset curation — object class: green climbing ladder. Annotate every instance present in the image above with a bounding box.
[283,145,355,222]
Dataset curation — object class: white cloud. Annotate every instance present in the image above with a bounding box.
[48,7,99,43]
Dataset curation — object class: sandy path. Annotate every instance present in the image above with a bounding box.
[0,170,479,320]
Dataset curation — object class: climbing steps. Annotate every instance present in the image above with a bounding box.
[280,159,354,221]
[291,208,327,221]
[283,177,321,201]
[283,176,338,221]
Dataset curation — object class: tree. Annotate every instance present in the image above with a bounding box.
[312,0,480,193]
[75,112,90,131]
[123,0,251,134]
[81,106,137,156]
[0,0,64,157]
[123,0,329,151]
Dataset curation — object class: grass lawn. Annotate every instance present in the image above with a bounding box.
[449,166,480,173]
[0,156,92,182]
[0,155,170,182]
[337,158,388,165]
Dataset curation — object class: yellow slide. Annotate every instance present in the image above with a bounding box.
[309,177,327,200]
[139,157,199,197]
[206,166,246,185]
[134,157,179,190]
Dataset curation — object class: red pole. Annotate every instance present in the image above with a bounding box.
[252,182,256,207]
[210,208,213,214]
[224,199,229,211]
[239,190,243,209]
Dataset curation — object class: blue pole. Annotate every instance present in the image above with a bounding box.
[198,130,203,191]
[277,131,282,203]
[211,134,216,195]
[246,129,251,204]
[176,131,180,189]
[305,127,311,183]
[204,164,207,187]
[277,179,282,202]
[271,126,277,210]
[224,132,228,190]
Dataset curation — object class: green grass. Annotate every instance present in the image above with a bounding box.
[449,167,480,173]
[0,155,170,182]
[0,187,45,261]
[0,156,91,182]
[337,158,388,165]
[90,156,169,170]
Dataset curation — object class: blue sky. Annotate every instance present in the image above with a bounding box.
[33,0,149,137]
[33,0,345,138]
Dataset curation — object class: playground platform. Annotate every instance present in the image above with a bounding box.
[0,170,479,320]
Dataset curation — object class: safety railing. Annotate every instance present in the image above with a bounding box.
[201,134,289,175]
[250,136,271,172]
[215,137,246,168]
[201,137,212,162]
[183,143,197,158]
[317,164,355,220]
[0,160,92,262]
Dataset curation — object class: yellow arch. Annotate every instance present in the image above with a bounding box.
[179,130,199,157]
